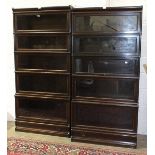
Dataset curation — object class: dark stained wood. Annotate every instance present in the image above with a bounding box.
[71,6,142,148]
[12,6,72,13]
[13,6,71,137]
[13,6,142,148]
[71,130,137,148]
[72,6,143,12]
[15,120,70,137]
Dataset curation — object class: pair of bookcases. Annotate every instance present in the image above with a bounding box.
[13,6,142,148]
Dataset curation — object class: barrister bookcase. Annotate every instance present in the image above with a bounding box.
[13,6,142,148]
[13,6,71,136]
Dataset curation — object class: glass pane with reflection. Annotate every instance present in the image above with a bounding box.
[74,15,138,32]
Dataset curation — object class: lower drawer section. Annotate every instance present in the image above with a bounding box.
[71,128,137,148]
[15,119,70,137]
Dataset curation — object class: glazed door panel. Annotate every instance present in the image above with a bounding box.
[15,53,70,72]
[16,97,69,122]
[73,77,138,101]
[73,14,140,33]
[73,35,139,56]
[73,57,139,76]
[16,35,69,50]
[15,13,69,31]
[16,73,69,95]
[72,102,137,131]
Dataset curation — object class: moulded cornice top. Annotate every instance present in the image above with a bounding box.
[12,5,72,13]
[72,6,143,12]
[12,5,143,13]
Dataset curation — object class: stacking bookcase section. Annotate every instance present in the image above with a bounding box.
[71,6,142,148]
[13,6,71,136]
[15,94,70,135]
[73,35,140,57]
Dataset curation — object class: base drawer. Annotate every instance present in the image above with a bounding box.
[15,119,70,137]
[71,128,137,148]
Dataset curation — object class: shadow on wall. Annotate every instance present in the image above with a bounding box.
[7,112,15,121]
[143,64,147,74]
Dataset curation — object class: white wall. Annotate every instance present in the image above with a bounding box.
[108,0,147,135]
[5,0,147,135]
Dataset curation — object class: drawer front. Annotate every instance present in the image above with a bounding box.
[16,96,69,123]
[15,35,69,51]
[15,53,70,72]
[72,101,138,131]
[73,57,139,76]
[14,12,69,32]
[16,73,70,95]
[73,35,140,56]
[73,77,138,101]
[71,129,137,148]
[16,120,69,137]
[73,13,141,33]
